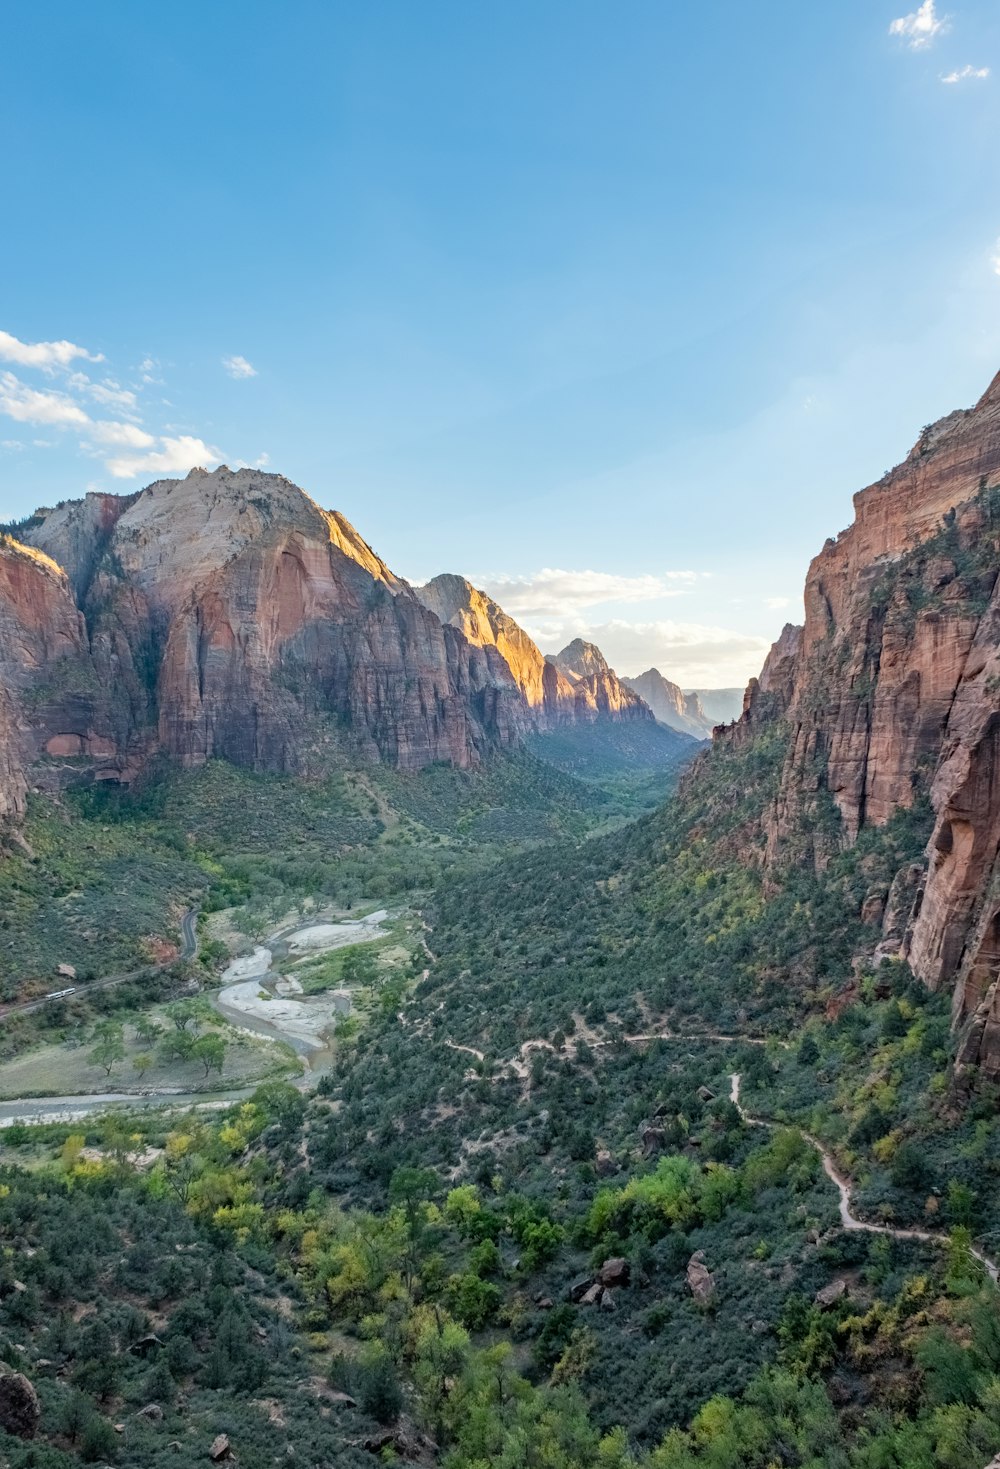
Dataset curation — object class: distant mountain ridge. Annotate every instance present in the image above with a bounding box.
[623,667,714,739]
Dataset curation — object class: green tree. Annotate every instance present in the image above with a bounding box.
[89,1023,125,1078]
[193,1032,227,1077]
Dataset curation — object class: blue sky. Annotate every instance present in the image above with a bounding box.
[3,0,1000,685]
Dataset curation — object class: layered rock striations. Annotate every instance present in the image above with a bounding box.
[0,468,532,811]
[722,370,1000,1078]
[0,533,118,822]
[416,579,655,731]
[623,668,714,739]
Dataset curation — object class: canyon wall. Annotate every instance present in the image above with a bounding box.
[726,370,1000,1078]
[0,468,532,819]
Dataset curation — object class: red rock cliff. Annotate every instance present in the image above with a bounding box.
[12,467,528,781]
[725,370,1000,1078]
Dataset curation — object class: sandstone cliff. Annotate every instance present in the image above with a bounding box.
[1,468,530,803]
[723,370,1000,1079]
[623,668,713,739]
[0,533,120,822]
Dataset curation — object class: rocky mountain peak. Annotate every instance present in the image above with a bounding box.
[550,639,611,680]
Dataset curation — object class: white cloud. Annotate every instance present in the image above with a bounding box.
[0,371,90,426]
[0,329,103,372]
[529,616,771,687]
[223,354,257,379]
[1,439,24,450]
[764,596,790,610]
[941,64,990,82]
[104,434,222,480]
[89,379,139,411]
[87,421,156,448]
[889,1,948,48]
[476,567,699,619]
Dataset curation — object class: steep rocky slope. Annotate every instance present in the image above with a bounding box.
[623,667,713,738]
[723,369,1000,1079]
[0,469,532,816]
[0,534,120,822]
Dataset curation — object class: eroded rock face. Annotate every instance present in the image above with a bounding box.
[721,369,1000,1081]
[415,573,580,729]
[0,468,535,813]
[0,535,123,822]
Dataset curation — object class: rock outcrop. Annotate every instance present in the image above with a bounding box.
[623,667,714,739]
[722,369,1000,1080]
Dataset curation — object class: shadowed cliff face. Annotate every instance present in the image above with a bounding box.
[0,468,531,816]
[721,370,1000,1081]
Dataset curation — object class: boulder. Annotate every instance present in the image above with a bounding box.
[0,1371,40,1439]
[641,1126,666,1155]
[209,1432,233,1461]
[597,1257,630,1289]
[686,1251,715,1305]
[599,1289,616,1312]
[697,1086,716,1103]
[136,1403,165,1421]
[579,1282,603,1306]
[814,1278,848,1310]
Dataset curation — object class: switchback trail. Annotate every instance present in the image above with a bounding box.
[729,1072,999,1285]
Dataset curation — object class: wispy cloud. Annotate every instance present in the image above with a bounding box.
[764,596,790,610]
[105,434,222,480]
[476,567,701,619]
[223,354,257,379]
[0,327,229,483]
[889,0,948,48]
[86,421,156,448]
[0,329,103,372]
[0,371,91,426]
[941,64,990,82]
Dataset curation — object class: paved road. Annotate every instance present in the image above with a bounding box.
[0,907,199,1020]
